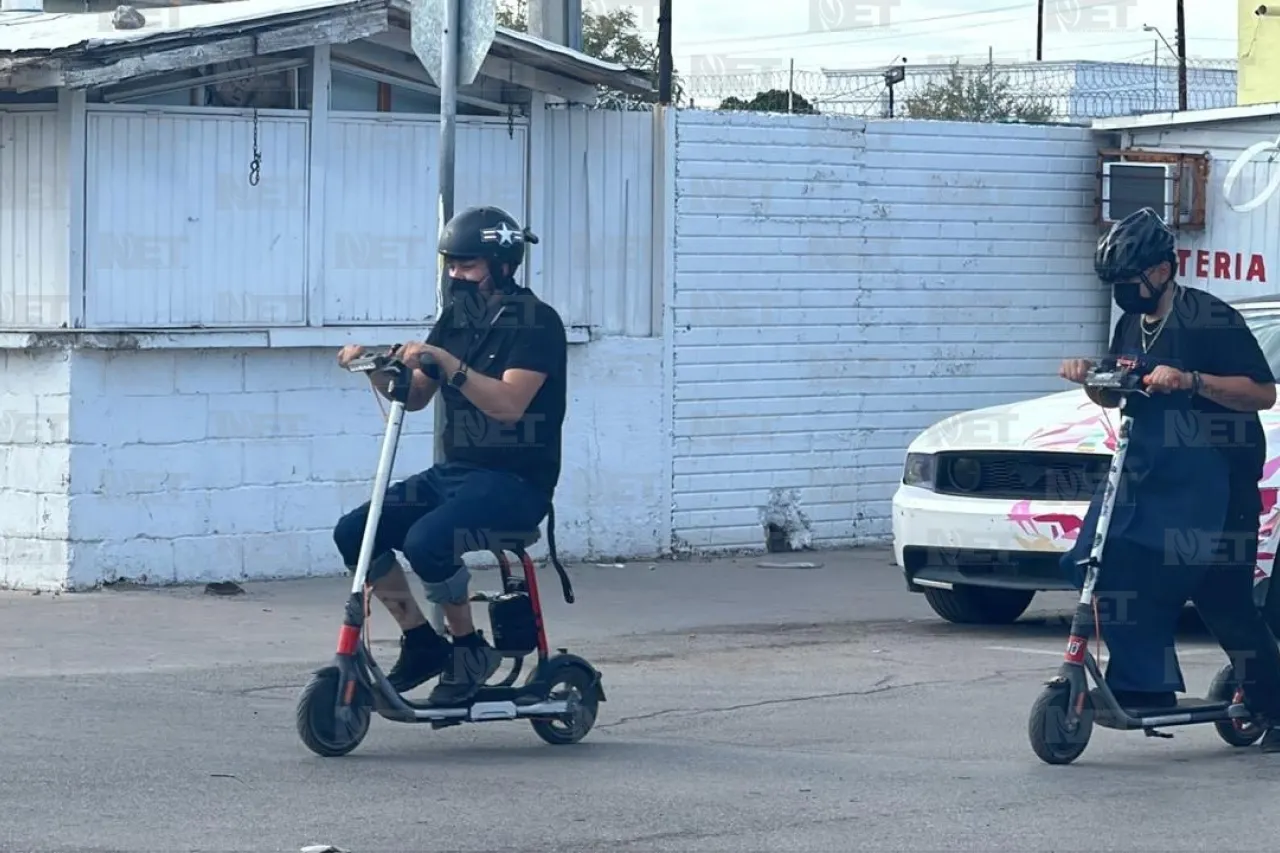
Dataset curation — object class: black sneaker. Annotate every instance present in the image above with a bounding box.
[1260,727,1280,752]
[427,631,504,706]
[385,624,451,693]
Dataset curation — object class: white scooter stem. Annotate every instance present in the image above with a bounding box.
[350,399,407,596]
[1077,396,1131,606]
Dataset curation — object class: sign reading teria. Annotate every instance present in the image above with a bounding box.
[1177,248,1268,283]
[410,0,497,87]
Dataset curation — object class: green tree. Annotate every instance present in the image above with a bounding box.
[496,0,679,107]
[903,61,1054,123]
[718,88,817,114]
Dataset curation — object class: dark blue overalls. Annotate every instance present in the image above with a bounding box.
[1061,351,1230,700]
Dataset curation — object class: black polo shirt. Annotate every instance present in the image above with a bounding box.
[1107,285,1274,547]
[425,287,568,499]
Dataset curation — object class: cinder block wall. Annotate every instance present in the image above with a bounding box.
[0,339,667,590]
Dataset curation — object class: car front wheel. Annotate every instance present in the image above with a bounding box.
[922,585,1035,625]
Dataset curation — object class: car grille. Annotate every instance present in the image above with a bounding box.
[934,451,1109,501]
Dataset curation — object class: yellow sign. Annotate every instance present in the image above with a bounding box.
[1239,0,1280,105]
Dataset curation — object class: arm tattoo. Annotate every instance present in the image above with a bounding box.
[1198,373,1272,411]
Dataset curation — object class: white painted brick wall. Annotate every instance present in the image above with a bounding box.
[1,340,666,590]
[670,112,1108,552]
[0,350,73,589]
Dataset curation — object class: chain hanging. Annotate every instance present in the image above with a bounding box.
[248,107,262,186]
[507,104,515,139]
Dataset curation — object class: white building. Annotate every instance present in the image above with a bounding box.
[0,0,661,590]
[1092,102,1280,306]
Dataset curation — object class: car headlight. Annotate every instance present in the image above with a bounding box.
[903,452,935,488]
[947,456,982,492]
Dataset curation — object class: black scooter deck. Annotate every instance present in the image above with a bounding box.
[1119,697,1229,715]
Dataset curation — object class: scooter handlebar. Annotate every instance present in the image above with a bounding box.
[344,349,413,381]
[1084,363,1148,394]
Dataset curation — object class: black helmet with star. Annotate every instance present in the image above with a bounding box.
[438,205,539,279]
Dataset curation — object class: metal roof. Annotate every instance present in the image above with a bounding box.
[0,0,388,89]
[0,0,655,97]
[1092,101,1280,132]
[0,0,364,53]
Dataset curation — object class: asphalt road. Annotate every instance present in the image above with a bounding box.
[2,546,1277,853]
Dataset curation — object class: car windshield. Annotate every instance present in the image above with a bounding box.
[1244,310,1280,381]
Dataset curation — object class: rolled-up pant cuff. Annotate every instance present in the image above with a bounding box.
[346,552,398,584]
[422,566,471,605]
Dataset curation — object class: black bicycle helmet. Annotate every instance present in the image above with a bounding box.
[1094,207,1177,284]
[438,205,539,276]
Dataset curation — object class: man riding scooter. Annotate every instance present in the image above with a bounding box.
[1058,207,1280,750]
[331,205,569,707]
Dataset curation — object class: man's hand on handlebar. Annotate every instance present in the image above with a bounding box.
[337,344,367,370]
[1142,364,1192,394]
[1059,358,1094,385]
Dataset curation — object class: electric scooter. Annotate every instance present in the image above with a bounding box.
[295,350,606,758]
[1027,358,1265,765]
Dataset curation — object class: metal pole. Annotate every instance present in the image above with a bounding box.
[1036,0,1044,60]
[432,0,459,465]
[788,58,794,112]
[657,0,672,103]
[1175,0,1187,111]
[1152,39,1158,111]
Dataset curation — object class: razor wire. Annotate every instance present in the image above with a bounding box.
[673,60,1239,123]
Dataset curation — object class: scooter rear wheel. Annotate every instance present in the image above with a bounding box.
[1028,684,1093,765]
[530,662,600,746]
[296,668,372,757]
[1207,663,1266,748]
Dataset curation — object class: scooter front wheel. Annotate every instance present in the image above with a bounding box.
[296,668,372,757]
[1028,684,1093,765]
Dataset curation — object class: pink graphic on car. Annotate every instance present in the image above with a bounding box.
[1021,404,1116,454]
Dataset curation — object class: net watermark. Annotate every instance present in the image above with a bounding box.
[212,292,306,324]
[214,172,307,212]
[926,411,1023,449]
[582,0,662,31]
[0,294,72,325]
[332,233,431,270]
[451,412,549,450]
[94,234,189,270]
[1163,409,1259,450]
[808,0,900,33]
[1042,0,1134,33]
[688,54,789,76]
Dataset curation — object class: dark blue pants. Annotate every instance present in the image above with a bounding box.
[332,462,548,605]
[1088,536,1280,716]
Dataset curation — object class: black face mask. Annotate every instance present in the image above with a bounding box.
[1113,278,1166,315]
[448,277,489,327]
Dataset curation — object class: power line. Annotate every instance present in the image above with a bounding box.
[684,0,1125,53]
[688,1,1042,47]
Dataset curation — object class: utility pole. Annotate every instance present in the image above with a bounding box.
[1175,0,1187,111]
[1036,0,1044,60]
[657,0,672,103]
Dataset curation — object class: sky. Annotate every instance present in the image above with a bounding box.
[598,0,1240,76]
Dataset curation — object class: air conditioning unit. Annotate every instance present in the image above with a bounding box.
[1101,161,1175,224]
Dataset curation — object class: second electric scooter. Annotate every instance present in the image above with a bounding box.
[1028,358,1265,765]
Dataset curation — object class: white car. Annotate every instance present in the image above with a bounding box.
[893,297,1280,625]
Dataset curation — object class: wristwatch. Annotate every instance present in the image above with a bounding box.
[449,362,469,389]
[1190,370,1203,396]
